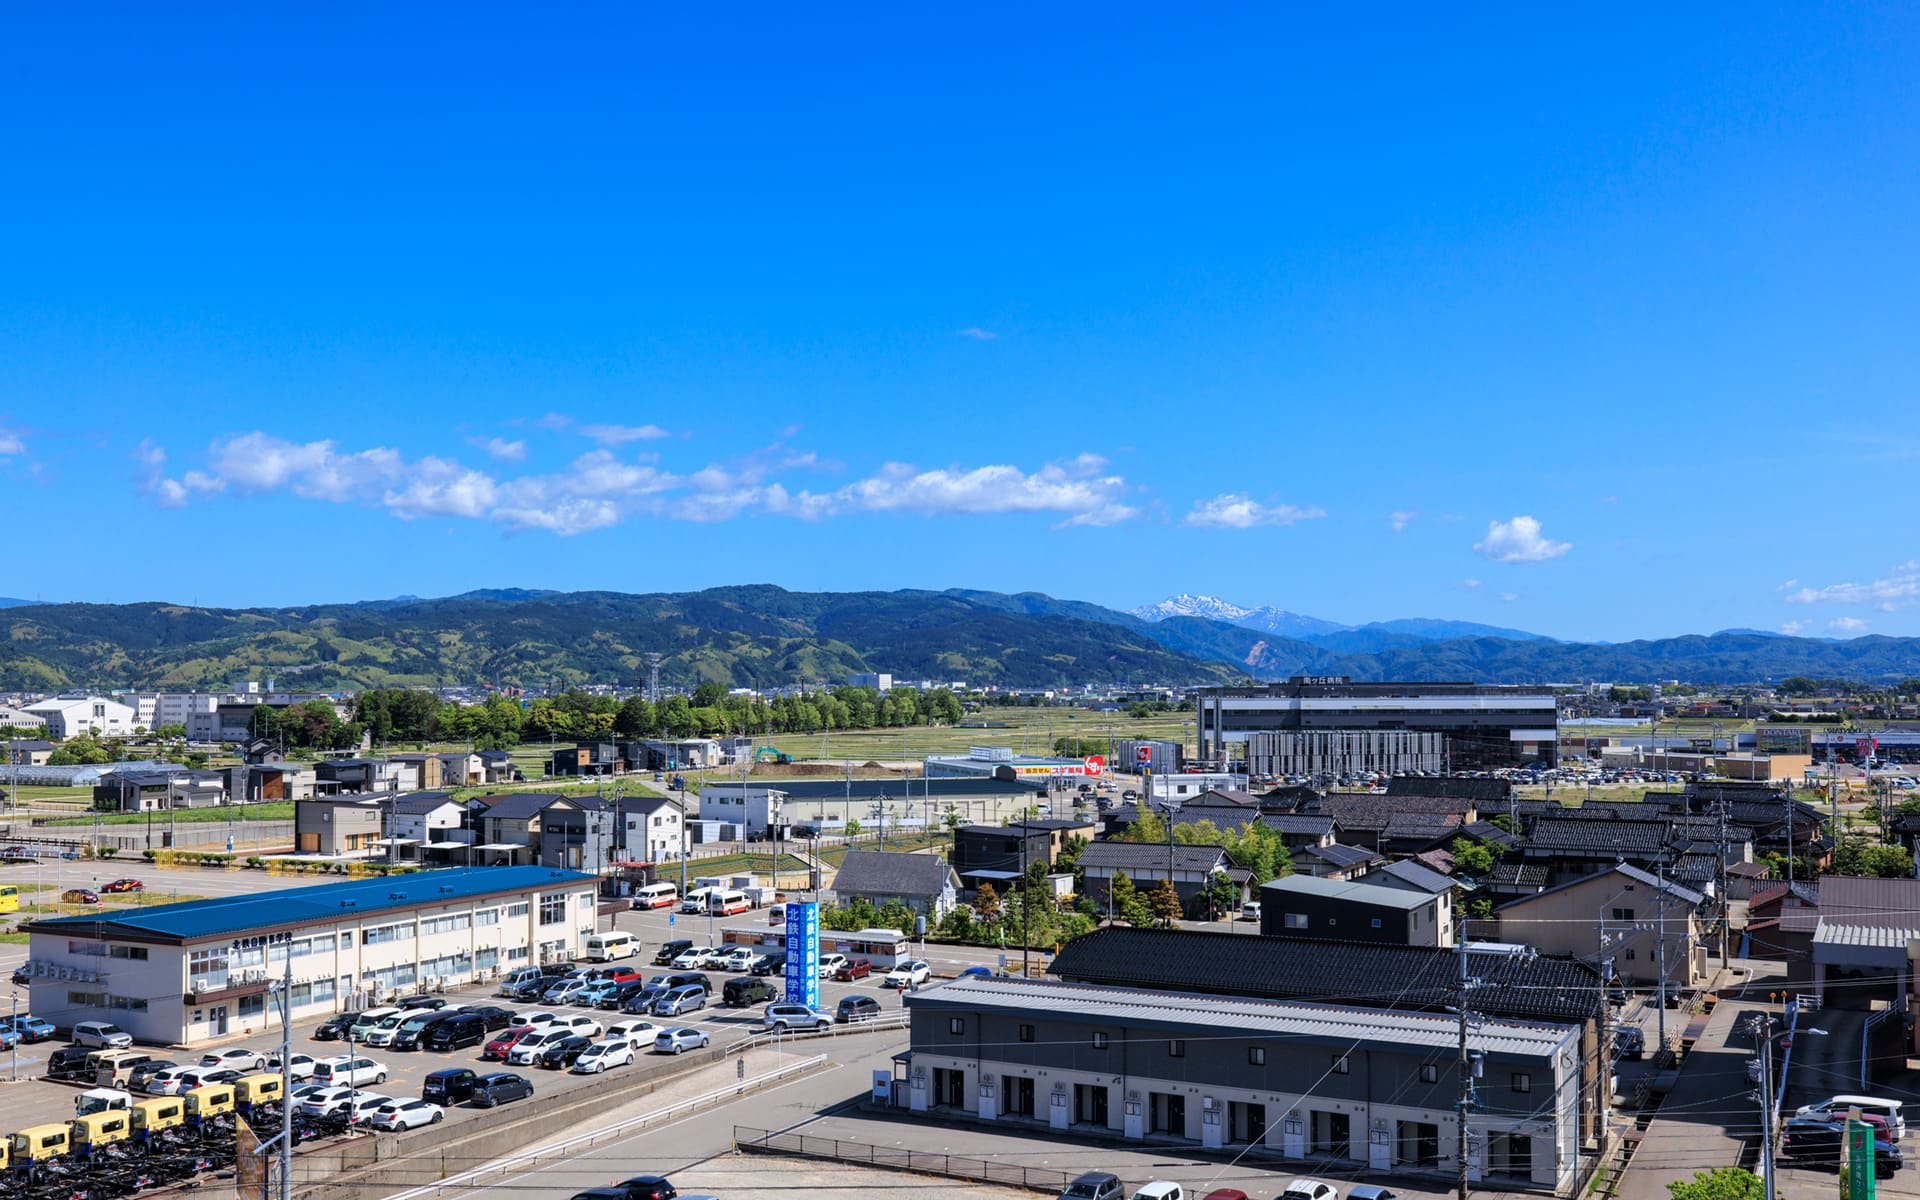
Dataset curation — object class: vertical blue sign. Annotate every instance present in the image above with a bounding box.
[784,901,820,1008]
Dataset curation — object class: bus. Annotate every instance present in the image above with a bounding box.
[0,886,16,914]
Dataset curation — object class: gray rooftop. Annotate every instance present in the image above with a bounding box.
[1261,874,1438,911]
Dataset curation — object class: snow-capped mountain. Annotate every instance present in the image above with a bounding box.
[1130,594,1255,624]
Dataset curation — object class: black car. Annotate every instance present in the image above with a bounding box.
[423,1013,488,1052]
[469,1072,535,1107]
[391,995,447,1012]
[47,1046,95,1081]
[601,981,649,1011]
[835,995,882,1024]
[1782,1117,1902,1175]
[748,953,785,977]
[422,1068,479,1106]
[392,1011,459,1050]
[461,1005,517,1032]
[653,940,693,967]
[538,1035,593,1069]
[660,971,712,995]
[621,987,669,1016]
[612,1176,678,1200]
[312,1013,359,1041]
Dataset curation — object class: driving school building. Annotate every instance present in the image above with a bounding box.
[22,866,598,1047]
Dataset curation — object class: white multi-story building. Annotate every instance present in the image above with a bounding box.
[23,866,599,1045]
[620,795,685,862]
[23,695,139,740]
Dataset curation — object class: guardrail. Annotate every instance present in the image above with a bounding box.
[733,1125,1074,1194]
[1862,1006,1901,1090]
[729,1010,909,1054]
[381,1055,828,1200]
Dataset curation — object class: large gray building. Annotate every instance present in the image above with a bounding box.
[1245,729,1445,779]
[898,976,1582,1194]
[1194,677,1559,769]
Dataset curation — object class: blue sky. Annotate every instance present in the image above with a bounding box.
[3,6,1918,641]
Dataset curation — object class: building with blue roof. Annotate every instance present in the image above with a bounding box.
[22,865,599,1047]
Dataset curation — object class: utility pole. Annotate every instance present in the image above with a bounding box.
[1656,860,1669,1051]
[1455,931,1475,1200]
[1750,1013,1777,1200]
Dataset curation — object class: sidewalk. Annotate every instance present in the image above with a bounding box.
[1615,993,1766,1200]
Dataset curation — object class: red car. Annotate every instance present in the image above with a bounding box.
[483,1025,537,1061]
[834,957,872,981]
[102,878,144,894]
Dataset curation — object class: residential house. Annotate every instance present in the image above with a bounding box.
[549,742,623,778]
[5,739,55,767]
[225,761,318,803]
[1493,863,1707,990]
[476,749,518,784]
[952,824,1055,892]
[1291,842,1384,881]
[294,798,383,855]
[1258,875,1450,947]
[1164,789,1264,830]
[1521,819,1672,885]
[388,791,473,862]
[435,751,484,787]
[830,849,960,919]
[92,770,228,812]
[1367,859,1458,946]
[618,794,685,863]
[1074,841,1242,919]
[470,792,572,862]
[1257,812,1335,852]
[314,758,404,794]
[539,795,620,873]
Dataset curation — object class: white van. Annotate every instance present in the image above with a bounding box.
[680,887,716,914]
[585,932,639,962]
[347,1006,400,1041]
[630,883,678,910]
[1797,1094,1906,1139]
[706,889,751,916]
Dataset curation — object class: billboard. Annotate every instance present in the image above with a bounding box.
[783,901,820,1009]
[1756,726,1814,755]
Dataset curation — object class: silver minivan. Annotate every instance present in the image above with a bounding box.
[652,984,706,1017]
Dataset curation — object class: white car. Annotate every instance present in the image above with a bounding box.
[653,1027,710,1055]
[551,1014,603,1039]
[341,1092,395,1124]
[311,1055,389,1088]
[817,953,848,978]
[605,1020,658,1048]
[505,1029,574,1065]
[1276,1181,1337,1200]
[268,1053,316,1080]
[570,1039,635,1074]
[509,1009,560,1028]
[884,960,931,987]
[201,1048,268,1071]
[671,946,717,969]
[365,1098,444,1131]
[146,1067,217,1096]
[299,1087,391,1118]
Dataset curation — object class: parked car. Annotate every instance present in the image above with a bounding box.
[1781,1117,1902,1175]
[542,979,591,1005]
[312,1055,389,1088]
[551,1014,603,1039]
[128,1060,180,1091]
[817,953,848,978]
[834,957,872,981]
[761,1003,832,1032]
[268,1053,317,1080]
[62,888,101,905]
[391,995,447,1012]
[339,1092,396,1124]
[73,1021,133,1049]
[506,1029,576,1066]
[312,1013,359,1042]
[722,977,776,1007]
[5,1015,57,1043]
[147,1067,221,1096]
[883,960,930,988]
[653,940,694,966]
[611,1177,679,1200]
[653,1028,710,1055]
[605,1020,659,1049]
[958,966,993,979]
[367,1098,445,1131]
[469,1072,534,1107]
[577,980,626,1008]
[1276,1183,1338,1200]
[423,1013,488,1052]
[748,953,785,977]
[670,946,717,970]
[483,1026,538,1061]
[621,987,670,1015]
[653,985,706,1018]
[47,1046,95,1081]
[202,1047,268,1071]
[1060,1173,1124,1200]
[713,947,758,972]
[510,1009,561,1029]
[835,995,882,1024]
[296,1086,362,1117]
[461,1005,517,1032]
[422,1068,479,1106]
[101,878,144,894]
[601,981,650,1010]
[538,1035,594,1070]
[571,1039,636,1074]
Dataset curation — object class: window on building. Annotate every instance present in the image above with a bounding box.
[506,946,530,962]
[108,945,148,960]
[538,894,567,926]
[363,922,414,946]
[1370,918,1382,929]
[1611,907,1635,921]
[1624,949,1636,961]
[1092,1032,1110,1049]
[1248,1047,1265,1066]
[1168,1039,1185,1058]
[1283,913,1308,929]
[1019,1024,1035,1043]
[476,908,500,926]
[1512,1072,1532,1093]
[507,902,530,919]
[1421,1064,1439,1083]
[188,947,230,988]
[949,1018,964,1035]
[69,990,107,1006]
[108,994,148,1012]
[339,933,353,950]
[1332,1054,1350,1074]
[238,994,265,1019]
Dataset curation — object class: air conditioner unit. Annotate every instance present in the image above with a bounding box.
[192,979,210,992]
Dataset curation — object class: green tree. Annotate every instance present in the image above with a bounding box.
[1779,677,1820,696]
[1450,836,1495,877]
[1665,1167,1762,1200]
[844,819,862,840]
[1107,871,1149,925]
[1831,841,1914,878]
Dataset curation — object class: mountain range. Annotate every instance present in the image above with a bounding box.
[1,586,1918,692]
[1131,593,1550,648]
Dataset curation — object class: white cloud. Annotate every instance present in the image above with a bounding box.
[1182,493,1328,530]
[1779,620,1807,635]
[468,436,526,462]
[1473,515,1571,563]
[580,423,671,447]
[1785,562,1920,611]
[1776,579,1799,592]
[957,327,997,340]
[1830,617,1870,634]
[1462,578,1483,589]
[1499,592,1519,603]
[0,430,22,457]
[534,412,574,432]
[145,431,1145,535]
[1389,510,1418,533]
[132,440,165,468]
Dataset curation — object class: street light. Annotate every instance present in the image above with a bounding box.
[1748,1009,1829,1200]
